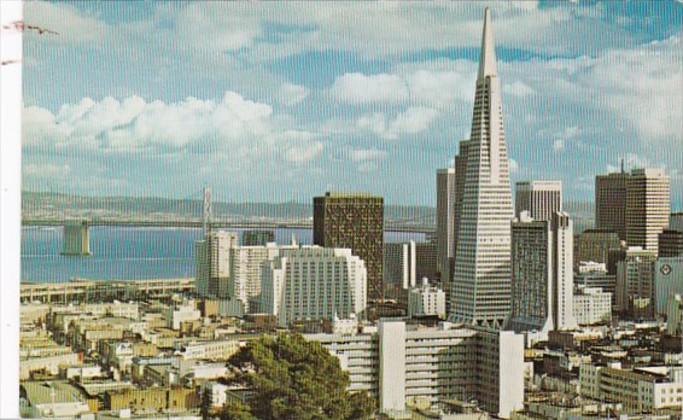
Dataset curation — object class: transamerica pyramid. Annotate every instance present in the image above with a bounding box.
[450,8,513,327]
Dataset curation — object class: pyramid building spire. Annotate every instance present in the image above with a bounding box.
[478,7,498,80]
[450,8,513,327]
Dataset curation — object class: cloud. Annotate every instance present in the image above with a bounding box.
[278,83,309,106]
[24,163,71,178]
[350,148,386,162]
[553,139,565,152]
[357,107,439,140]
[329,73,409,103]
[503,81,536,97]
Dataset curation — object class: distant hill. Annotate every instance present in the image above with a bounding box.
[22,191,595,231]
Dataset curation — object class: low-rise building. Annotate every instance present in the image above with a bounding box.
[20,381,91,418]
[407,280,446,319]
[573,287,612,325]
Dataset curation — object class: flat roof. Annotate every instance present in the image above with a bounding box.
[22,381,85,405]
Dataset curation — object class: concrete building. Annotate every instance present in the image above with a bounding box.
[575,264,617,306]
[451,8,514,327]
[195,231,238,297]
[658,229,683,257]
[436,167,456,287]
[595,166,629,240]
[450,139,472,314]
[573,286,612,325]
[202,382,229,409]
[261,247,367,328]
[165,301,201,330]
[408,279,446,319]
[625,168,670,253]
[654,256,683,316]
[305,319,524,418]
[384,242,418,293]
[241,229,275,246]
[574,229,622,269]
[514,180,562,221]
[175,339,241,361]
[579,362,683,412]
[20,381,91,418]
[62,220,91,256]
[508,212,576,338]
[313,192,384,301]
[666,294,682,336]
[615,247,657,318]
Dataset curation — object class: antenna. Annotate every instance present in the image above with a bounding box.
[202,186,212,236]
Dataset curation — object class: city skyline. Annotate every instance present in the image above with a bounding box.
[21,1,683,207]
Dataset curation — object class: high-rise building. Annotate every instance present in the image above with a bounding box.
[313,192,384,301]
[383,241,437,300]
[654,256,683,316]
[451,8,514,327]
[515,180,562,221]
[195,231,238,298]
[260,247,367,328]
[574,229,622,269]
[670,212,683,232]
[305,320,524,418]
[658,229,683,258]
[625,168,670,253]
[508,211,576,338]
[436,168,456,285]
[595,165,629,240]
[573,286,612,326]
[241,230,275,246]
[615,246,657,318]
[62,220,91,256]
[449,138,471,313]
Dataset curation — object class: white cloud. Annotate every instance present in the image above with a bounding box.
[24,1,108,44]
[285,141,323,164]
[329,73,409,103]
[350,148,386,162]
[278,83,309,106]
[553,139,565,152]
[356,107,439,140]
[24,163,71,178]
[503,81,536,97]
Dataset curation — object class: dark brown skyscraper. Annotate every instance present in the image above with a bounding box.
[595,164,629,240]
[313,192,384,301]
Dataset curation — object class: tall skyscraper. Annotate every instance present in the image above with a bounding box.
[195,231,238,297]
[436,168,456,284]
[449,138,471,313]
[595,163,629,240]
[659,229,683,258]
[515,180,562,221]
[451,8,514,327]
[241,230,275,246]
[626,168,671,253]
[508,211,576,339]
[313,192,384,301]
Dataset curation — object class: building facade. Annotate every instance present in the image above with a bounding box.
[514,180,562,221]
[195,231,238,298]
[654,256,683,316]
[615,247,657,318]
[313,192,384,301]
[625,168,670,253]
[574,229,622,269]
[408,281,446,319]
[436,168,456,286]
[508,212,576,337]
[595,168,629,240]
[241,230,275,246]
[260,247,367,327]
[658,229,683,258]
[451,8,514,327]
[305,319,524,419]
[572,287,612,325]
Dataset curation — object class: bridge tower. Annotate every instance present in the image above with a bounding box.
[61,219,91,256]
[202,186,212,236]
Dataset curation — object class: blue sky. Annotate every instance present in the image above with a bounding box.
[22,1,683,208]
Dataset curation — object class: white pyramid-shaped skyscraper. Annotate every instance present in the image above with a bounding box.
[450,8,513,327]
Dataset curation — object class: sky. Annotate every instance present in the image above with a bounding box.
[21,1,683,208]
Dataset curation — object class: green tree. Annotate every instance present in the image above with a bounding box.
[227,333,375,420]
[219,400,256,420]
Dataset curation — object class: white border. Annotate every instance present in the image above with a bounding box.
[0,0,22,417]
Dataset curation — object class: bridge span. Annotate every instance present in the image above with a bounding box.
[22,219,436,234]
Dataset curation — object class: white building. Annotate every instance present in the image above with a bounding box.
[666,294,682,336]
[305,319,524,419]
[450,8,514,327]
[195,231,238,297]
[654,256,683,316]
[203,382,229,409]
[408,279,446,319]
[625,168,670,254]
[176,339,241,361]
[573,286,612,325]
[384,241,417,291]
[575,263,617,306]
[261,247,367,328]
[579,362,683,412]
[166,300,201,330]
[508,211,576,339]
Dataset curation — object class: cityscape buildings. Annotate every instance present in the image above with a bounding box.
[595,164,629,240]
[61,220,91,256]
[313,192,384,301]
[450,8,514,327]
[195,231,237,298]
[241,230,275,246]
[658,229,683,257]
[573,229,622,269]
[615,246,658,318]
[407,279,446,319]
[514,180,562,221]
[654,256,683,316]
